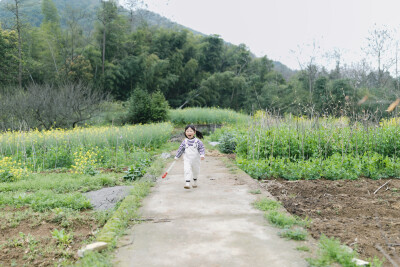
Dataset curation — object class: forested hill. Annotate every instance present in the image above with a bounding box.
[0,0,293,77]
[0,0,98,27]
[4,0,391,117]
[0,0,203,35]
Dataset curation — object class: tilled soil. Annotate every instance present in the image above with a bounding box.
[264,178,400,266]
[0,208,99,266]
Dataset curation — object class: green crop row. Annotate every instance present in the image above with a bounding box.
[211,114,400,180]
[236,119,400,160]
[0,123,172,173]
[237,152,400,180]
[168,107,249,125]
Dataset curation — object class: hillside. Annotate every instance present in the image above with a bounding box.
[0,0,295,78]
[0,0,203,34]
[0,0,99,27]
[273,61,297,79]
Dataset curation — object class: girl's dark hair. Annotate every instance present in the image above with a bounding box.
[184,124,204,139]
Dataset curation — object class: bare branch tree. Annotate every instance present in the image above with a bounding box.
[363,25,394,88]
[0,83,108,130]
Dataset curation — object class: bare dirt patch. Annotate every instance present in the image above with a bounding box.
[0,207,99,266]
[264,178,400,265]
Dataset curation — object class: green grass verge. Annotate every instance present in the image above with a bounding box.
[253,198,281,211]
[74,250,112,267]
[279,228,308,241]
[95,181,152,244]
[0,172,124,193]
[296,246,311,252]
[266,210,309,229]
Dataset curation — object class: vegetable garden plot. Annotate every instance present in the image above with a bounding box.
[265,178,400,266]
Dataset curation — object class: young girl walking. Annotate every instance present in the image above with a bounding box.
[174,125,205,189]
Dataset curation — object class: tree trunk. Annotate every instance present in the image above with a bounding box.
[102,1,106,75]
[102,27,106,75]
[15,0,22,88]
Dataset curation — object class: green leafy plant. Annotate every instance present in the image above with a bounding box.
[307,235,358,267]
[51,228,73,246]
[0,157,28,182]
[7,232,37,248]
[72,149,99,176]
[218,132,237,154]
[123,158,151,181]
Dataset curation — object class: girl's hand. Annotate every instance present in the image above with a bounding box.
[201,156,205,160]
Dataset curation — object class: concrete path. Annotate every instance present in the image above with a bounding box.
[113,155,309,267]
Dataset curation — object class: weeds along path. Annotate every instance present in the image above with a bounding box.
[113,154,310,267]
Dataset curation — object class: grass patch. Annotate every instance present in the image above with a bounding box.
[151,141,181,156]
[0,190,92,211]
[307,235,385,267]
[0,172,124,193]
[75,250,112,267]
[266,211,308,229]
[249,189,261,194]
[296,246,311,252]
[307,235,358,267]
[307,235,358,266]
[279,228,308,241]
[253,198,281,212]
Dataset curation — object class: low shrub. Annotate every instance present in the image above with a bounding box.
[218,132,237,154]
[126,89,169,124]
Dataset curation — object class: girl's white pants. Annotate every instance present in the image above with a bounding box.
[183,146,201,181]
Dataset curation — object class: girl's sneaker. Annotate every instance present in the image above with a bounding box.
[192,179,198,188]
[184,181,191,189]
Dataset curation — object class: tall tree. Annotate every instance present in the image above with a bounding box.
[97,0,118,75]
[40,0,62,78]
[64,6,86,62]
[200,34,223,73]
[364,26,393,88]
[6,0,23,87]
[41,0,60,25]
[0,27,19,85]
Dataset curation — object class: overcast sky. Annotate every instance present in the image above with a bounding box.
[136,0,400,71]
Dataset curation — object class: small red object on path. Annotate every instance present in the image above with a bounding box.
[162,160,176,179]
